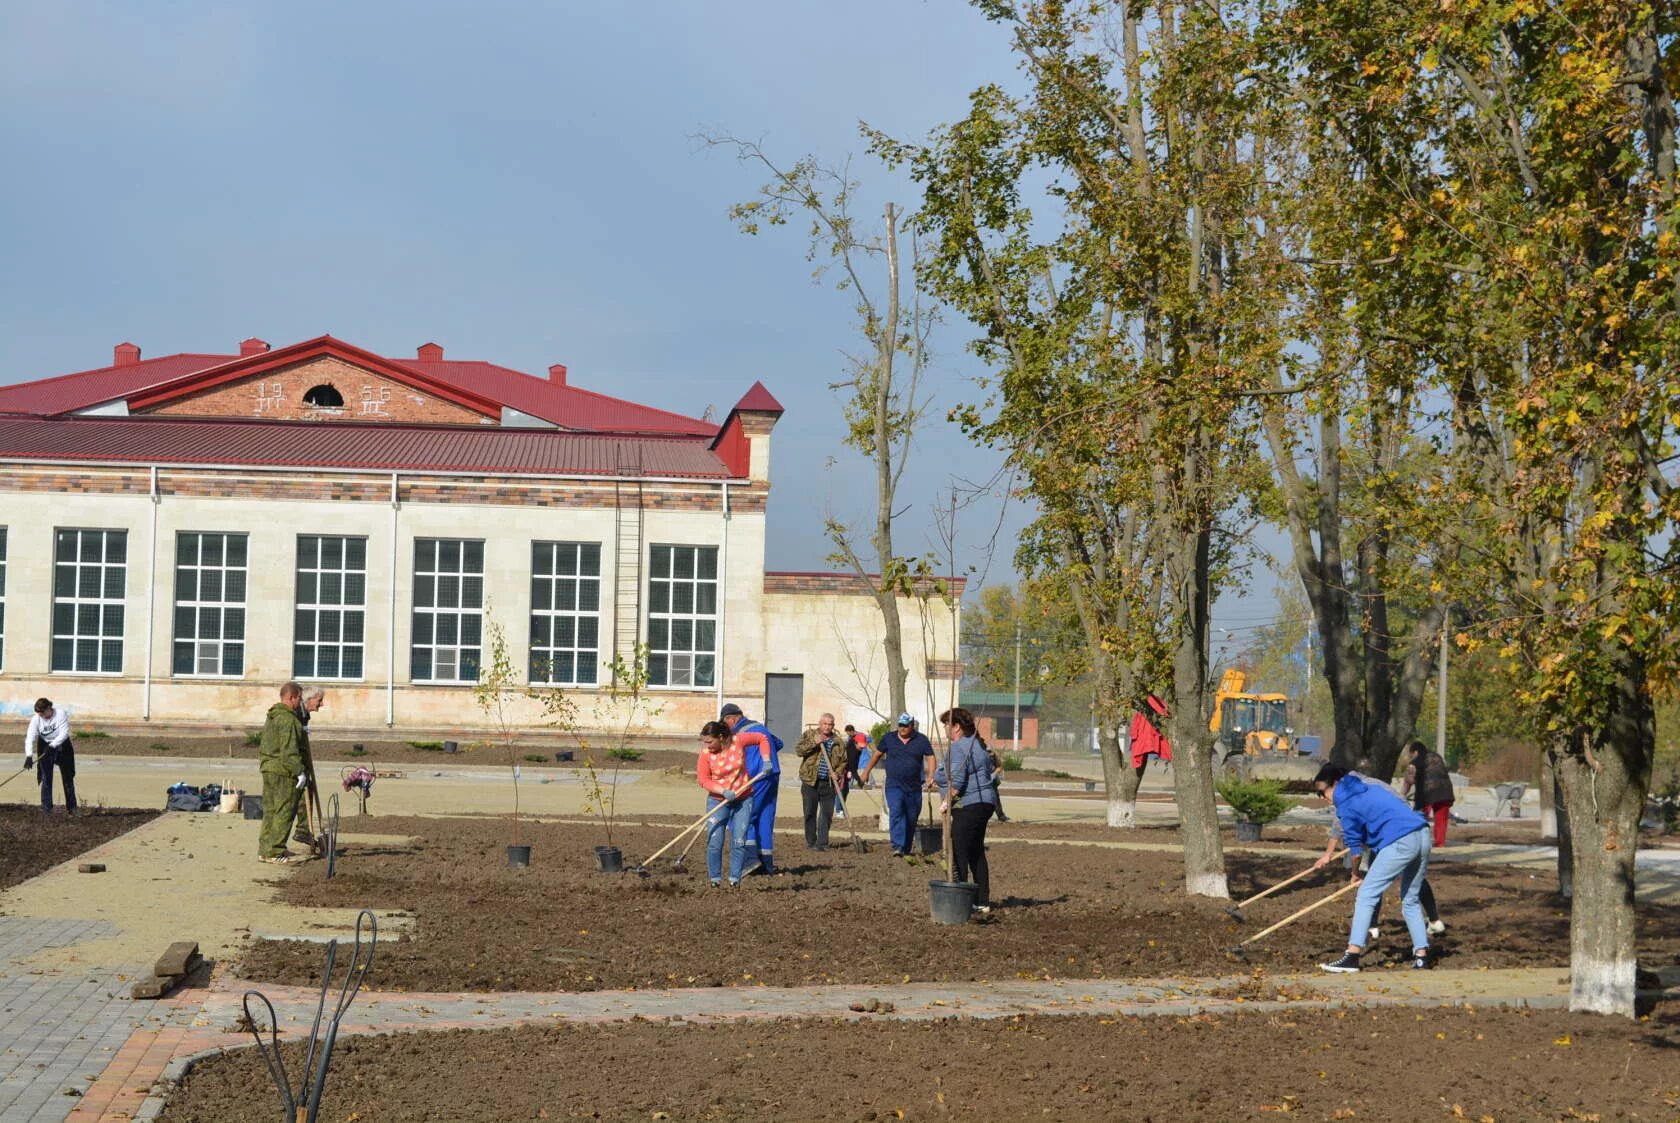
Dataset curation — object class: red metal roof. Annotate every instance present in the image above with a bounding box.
[0,353,236,416]
[397,359,718,436]
[0,416,735,478]
[0,339,722,436]
[733,380,784,413]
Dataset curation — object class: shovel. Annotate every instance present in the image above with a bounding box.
[1225,848,1347,922]
[824,743,868,853]
[1230,879,1359,959]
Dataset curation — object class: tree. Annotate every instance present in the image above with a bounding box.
[473,617,526,848]
[898,0,1302,890]
[1279,0,1680,1015]
[704,134,934,721]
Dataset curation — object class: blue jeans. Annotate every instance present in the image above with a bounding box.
[885,784,921,854]
[706,794,754,883]
[1349,827,1432,951]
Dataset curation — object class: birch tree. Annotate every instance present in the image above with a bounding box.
[704,135,934,719]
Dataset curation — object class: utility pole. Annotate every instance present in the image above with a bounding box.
[1436,616,1449,759]
[1012,616,1023,750]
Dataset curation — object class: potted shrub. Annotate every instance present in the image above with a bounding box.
[534,644,663,872]
[1216,776,1292,842]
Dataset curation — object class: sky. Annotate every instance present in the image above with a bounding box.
[0,0,1280,625]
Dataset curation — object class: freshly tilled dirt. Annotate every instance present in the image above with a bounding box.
[156,1001,1680,1122]
[232,814,1680,992]
[0,805,159,890]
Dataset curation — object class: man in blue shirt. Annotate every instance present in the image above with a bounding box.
[721,702,783,874]
[859,713,936,857]
[1311,763,1434,972]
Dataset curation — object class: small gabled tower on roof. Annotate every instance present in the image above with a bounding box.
[710,381,784,483]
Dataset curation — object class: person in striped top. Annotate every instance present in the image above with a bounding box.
[696,720,766,886]
[795,713,846,851]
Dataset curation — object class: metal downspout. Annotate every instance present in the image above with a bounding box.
[387,472,399,727]
[716,481,729,710]
[143,465,159,720]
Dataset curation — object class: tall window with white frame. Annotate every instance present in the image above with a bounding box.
[294,535,367,679]
[411,538,484,682]
[529,541,601,685]
[172,532,248,676]
[52,528,127,674]
[646,544,718,688]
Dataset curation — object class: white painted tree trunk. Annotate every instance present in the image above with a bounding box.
[1107,799,1135,828]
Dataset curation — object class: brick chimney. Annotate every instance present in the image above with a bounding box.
[417,342,444,362]
[239,337,270,357]
[548,363,568,385]
[113,342,141,367]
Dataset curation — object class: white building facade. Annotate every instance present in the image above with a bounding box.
[0,335,960,736]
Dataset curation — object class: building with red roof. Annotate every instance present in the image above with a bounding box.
[0,335,961,737]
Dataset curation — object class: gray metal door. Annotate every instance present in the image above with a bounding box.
[764,673,804,745]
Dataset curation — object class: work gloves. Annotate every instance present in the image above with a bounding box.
[295,774,308,791]
[22,756,32,769]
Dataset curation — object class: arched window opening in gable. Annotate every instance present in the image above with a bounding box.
[303,384,344,409]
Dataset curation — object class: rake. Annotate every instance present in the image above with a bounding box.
[1224,848,1347,922]
[824,741,868,853]
[632,772,766,874]
[1229,880,1359,960]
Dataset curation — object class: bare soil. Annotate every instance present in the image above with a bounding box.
[157,1001,1680,1122]
[232,815,1680,993]
[0,806,159,890]
[18,727,689,771]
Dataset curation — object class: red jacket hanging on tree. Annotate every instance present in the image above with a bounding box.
[1128,695,1172,767]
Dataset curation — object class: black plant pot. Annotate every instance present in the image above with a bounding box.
[241,794,263,820]
[507,844,532,867]
[928,879,978,924]
[1234,819,1263,843]
[1084,780,1097,792]
[556,751,575,763]
[444,740,459,754]
[916,824,943,856]
[595,845,623,873]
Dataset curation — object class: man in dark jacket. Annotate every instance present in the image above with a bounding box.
[859,714,936,857]
[1401,740,1456,847]
[257,682,309,864]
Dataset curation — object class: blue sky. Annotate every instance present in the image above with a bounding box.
[0,0,1278,624]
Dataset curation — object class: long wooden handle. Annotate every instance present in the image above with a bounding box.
[1238,879,1360,947]
[1236,848,1348,909]
[643,772,767,866]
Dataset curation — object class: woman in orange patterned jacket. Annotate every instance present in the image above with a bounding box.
[696,720,767,886]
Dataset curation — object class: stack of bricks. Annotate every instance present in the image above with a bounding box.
[130,941,200,1000]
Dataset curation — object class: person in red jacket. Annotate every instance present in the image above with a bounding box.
[696,720,766,886]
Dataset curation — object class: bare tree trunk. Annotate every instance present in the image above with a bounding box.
[874,202,908,719]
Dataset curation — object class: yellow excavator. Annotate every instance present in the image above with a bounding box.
[1210,669,1316,785]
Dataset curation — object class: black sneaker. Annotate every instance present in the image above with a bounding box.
[1319,952,1361,974]
[1411,953,1433,970]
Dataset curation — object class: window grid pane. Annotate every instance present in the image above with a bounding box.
[172,532,248,677]
[293,535,369,680]
[646,545,718,688]
[411,538,484,682]
[51,529,126,674]
[529,541,602,685]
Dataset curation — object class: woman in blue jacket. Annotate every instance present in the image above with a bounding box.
[1311,763,1433,972]
[935,707,999,913]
